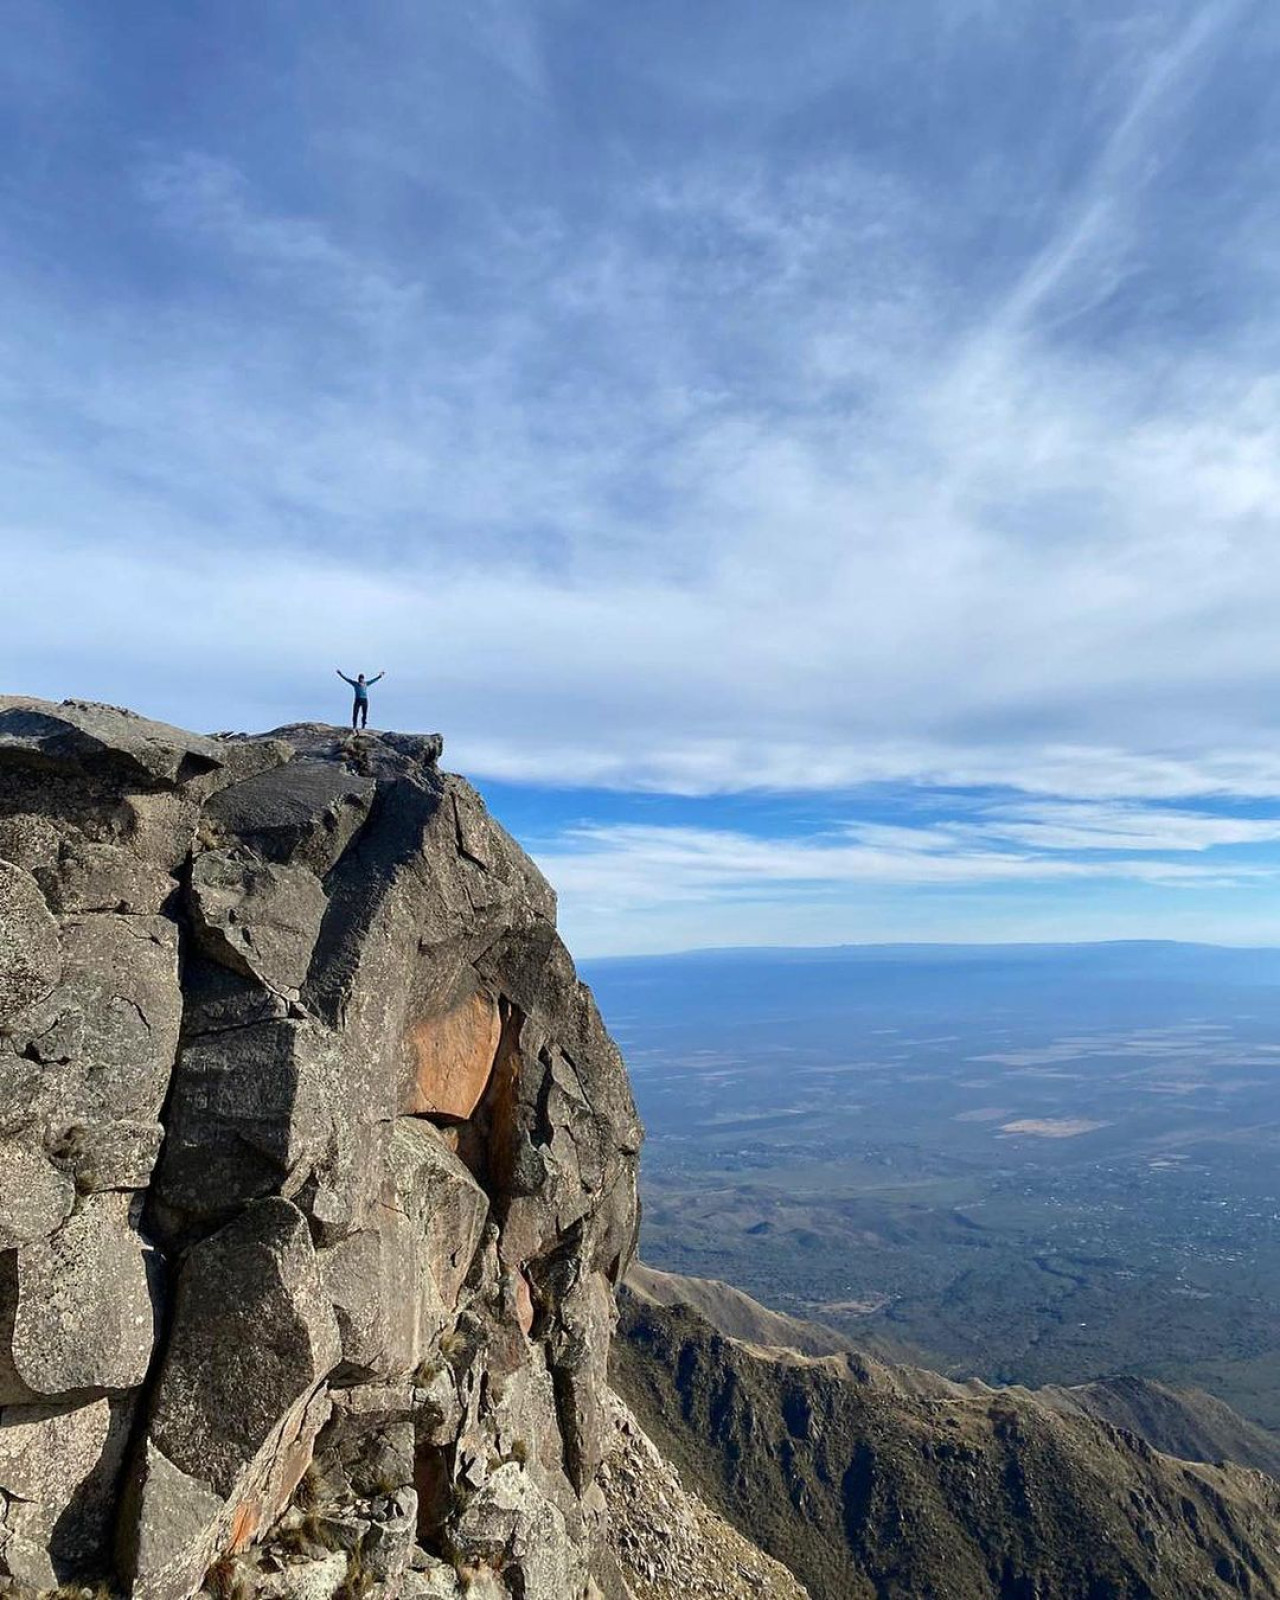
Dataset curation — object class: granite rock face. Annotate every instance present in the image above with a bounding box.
[0,699,642,1600]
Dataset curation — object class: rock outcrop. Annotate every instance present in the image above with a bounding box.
[0,699,642,1600]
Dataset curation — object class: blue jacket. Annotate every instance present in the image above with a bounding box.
[339,672,382,699]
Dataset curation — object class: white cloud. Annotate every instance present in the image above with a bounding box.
[536,814,1271,906]
[137,154,426,333]
[965,800,1280,853]
[4,2,1280,817]
[529,796,1280,952]
[993,0,1244,335]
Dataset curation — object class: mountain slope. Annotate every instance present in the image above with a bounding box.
[628,1264,1280,1481]
[1044,1375,1280,1483]
[626,1263,855,1357]
[601,1388,810,1600]
[614,1292,1280,1600]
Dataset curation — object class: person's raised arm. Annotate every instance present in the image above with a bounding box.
[369,671,385,685]
[337,669,355,685]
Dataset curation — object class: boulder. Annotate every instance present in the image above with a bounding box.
[413,1364,464,1451]
[491,1349,563,1468]
[188,849,328,997]
[0,1395,133,1582]
[325,1380,418,1438]
[302,1116,392,1247]
[362,1486,418,1581]
[453,1463,581,1600]
[448,779,555,924]
[155,1019,343,1228]
[261,725,442,779]
[144,1199,340,1498]
[34,839,175,916]
[0,700,226,791]
[203,759,377,876]
[320,1205,441,1381]
[57,1119,166,1193]
[0,1192,158,1403]
[0,699,288,796]
[387,1120,489,1309]
[123,1201,340,1600]
[300,777,467,1058]
[254,1550,348,1600]
[115,790,208,873]
[403,988,502,1121]
[118,1441,227,1600]
[316,1122,492,1381]
[0,860,60,1026]
[542,1270,616,1492]
[3,912,182,1136]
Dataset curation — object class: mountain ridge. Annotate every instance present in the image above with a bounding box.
[625,1264,1280,1480]
[614,1274,1280,1599]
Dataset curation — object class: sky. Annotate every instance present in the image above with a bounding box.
[4,1,1280,955]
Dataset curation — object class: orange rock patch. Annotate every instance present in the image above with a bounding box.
[404,989,502,1121]
[513,1267,535,1337]
[229,1499,260,1552]
[228,1399,320,1553]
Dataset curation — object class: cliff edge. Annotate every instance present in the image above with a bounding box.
[0,698,643,1600]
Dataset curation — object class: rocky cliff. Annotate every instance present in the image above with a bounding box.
[0,698,643,1600]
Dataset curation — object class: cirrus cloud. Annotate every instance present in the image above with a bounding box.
[3,1,1280,951]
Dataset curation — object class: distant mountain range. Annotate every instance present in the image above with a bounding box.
[593,939,1280,963]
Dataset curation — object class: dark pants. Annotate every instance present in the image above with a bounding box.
[352,697,368,729]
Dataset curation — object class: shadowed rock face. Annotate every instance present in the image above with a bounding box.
[0,698,642,1600]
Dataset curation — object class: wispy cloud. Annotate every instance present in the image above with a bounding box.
[963,799,1280,853]
[4,2,1280,950]
[996,0,1245,336]
[537,808,1274,909]
[137,153,425,332]
[533,797,1280,951]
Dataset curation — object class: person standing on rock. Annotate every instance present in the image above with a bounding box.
[336,668,384,730]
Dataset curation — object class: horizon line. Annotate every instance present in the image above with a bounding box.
[579,936,1280,963]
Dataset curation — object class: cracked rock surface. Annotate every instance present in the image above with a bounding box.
[0,698,643,1600]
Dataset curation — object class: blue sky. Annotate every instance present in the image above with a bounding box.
[5,1,1280,954]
